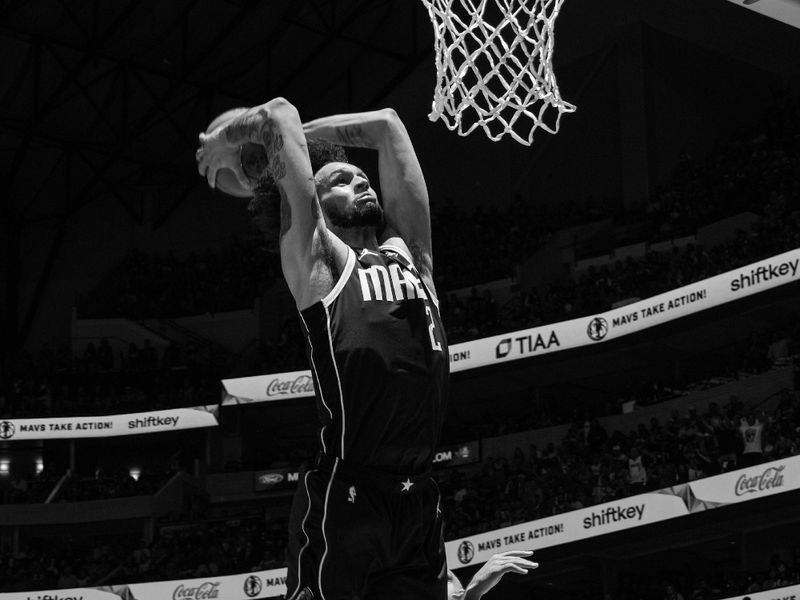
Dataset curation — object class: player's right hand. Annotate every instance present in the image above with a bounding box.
[196,126,252,192]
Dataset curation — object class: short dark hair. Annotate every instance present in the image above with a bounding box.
[248,138,348,251]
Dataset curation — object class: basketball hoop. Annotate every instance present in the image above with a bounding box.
[421,0,576,146]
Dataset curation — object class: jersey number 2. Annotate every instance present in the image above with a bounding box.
[425,306,443,352]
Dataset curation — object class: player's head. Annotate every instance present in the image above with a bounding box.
[314,161,384,231]
[248,138,349,250]
[447,569,465,600]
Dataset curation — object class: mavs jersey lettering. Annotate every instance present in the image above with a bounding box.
[298,244,449,475]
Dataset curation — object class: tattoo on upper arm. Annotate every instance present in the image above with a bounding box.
[279,188,292,239]
[408,242,433,279]
[336,124,365,147]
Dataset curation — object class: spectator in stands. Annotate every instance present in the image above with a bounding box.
[663,582,685,600]
[739,413,765,467]
[627,446,647,493]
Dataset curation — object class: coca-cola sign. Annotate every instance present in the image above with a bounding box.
[734,465,785,496]
[173,581,221,600]
[266,375,315,397]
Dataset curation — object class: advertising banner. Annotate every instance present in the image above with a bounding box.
[446,248,800,373]
[0,569,290,600]
[444,455,800,569]
[721,583,800,600]
[253,468,302,492]
[0,588,132,600]
[432,441,480,469]
[221,249,800,401]
[129,568,288,599]
[222,370,314,405]
[0,406,218,442]
[444,493,688,568]
[686,457,800,506]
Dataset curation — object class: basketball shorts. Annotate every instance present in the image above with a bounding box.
[284,454,447,600]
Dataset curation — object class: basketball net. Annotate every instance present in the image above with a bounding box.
[421,0,575,146]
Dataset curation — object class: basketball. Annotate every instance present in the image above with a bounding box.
[214,167,253,198]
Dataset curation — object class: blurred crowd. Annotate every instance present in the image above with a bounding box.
[0,513,287,592]
[78,237,280,319]
[2,464,179,506]
[618,548,800,600]
[438,386,800,540]
[1,338,219,418]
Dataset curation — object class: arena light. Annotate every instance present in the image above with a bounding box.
[35,459,44,474]
[129,467,141,482]
[0,460,9,475]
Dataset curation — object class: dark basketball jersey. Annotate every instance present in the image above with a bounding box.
[298,243,449,475]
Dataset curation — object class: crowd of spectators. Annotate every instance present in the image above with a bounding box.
[1,338,220,418]
[431,194,614,291]
[0,512,287,592]
[437,384,800,540]
[617,547,800,600]
[438,185,800,344]
[1,462,180,506]
[78,236,280,319]
[642,90,800,244]
[56,466,176,503]
[451,330,798,442]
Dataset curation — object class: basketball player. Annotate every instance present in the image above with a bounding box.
[197,98,448,599]
[448,551,538,599]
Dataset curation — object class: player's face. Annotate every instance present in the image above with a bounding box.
[447,570,465,599]
[315,162,383,229]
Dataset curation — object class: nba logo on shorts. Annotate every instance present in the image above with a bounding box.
[348,486,357,503]
[457,541,475,564]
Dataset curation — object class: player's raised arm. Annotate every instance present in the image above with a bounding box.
[302,109,435,291]
[196,98,346,309]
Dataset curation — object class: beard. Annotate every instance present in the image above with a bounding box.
[324,200,385,230]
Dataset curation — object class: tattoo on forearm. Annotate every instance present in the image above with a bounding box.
[279,188,292,239]
[260,124,287,181]
[336,124,365,147]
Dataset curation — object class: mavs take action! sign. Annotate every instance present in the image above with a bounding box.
[221,249,800,404]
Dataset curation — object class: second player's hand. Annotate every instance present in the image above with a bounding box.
[464,550,538,600]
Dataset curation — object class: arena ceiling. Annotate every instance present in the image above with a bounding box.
[3,0,800,226]
[1,0,800,351]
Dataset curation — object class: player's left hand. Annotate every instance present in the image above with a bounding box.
[463,550,538,599]
[196,127,252,192]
